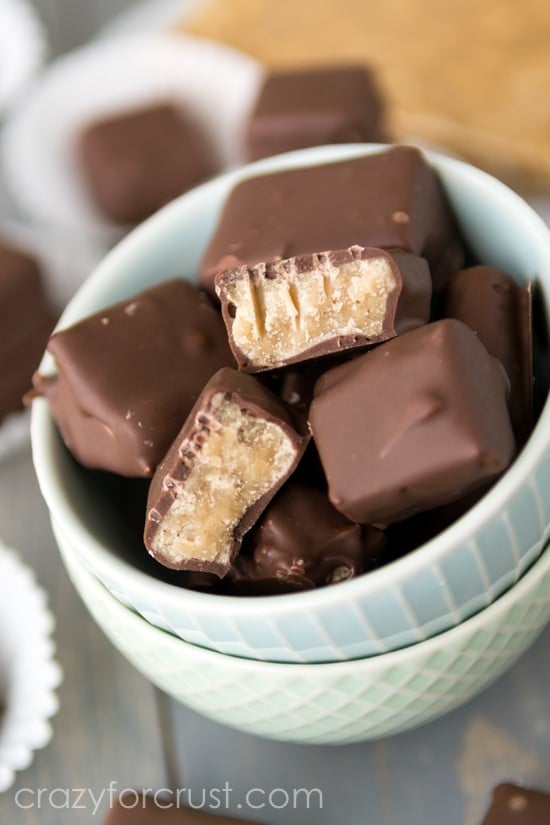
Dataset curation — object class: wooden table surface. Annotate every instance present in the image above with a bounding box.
[0,3,548,823]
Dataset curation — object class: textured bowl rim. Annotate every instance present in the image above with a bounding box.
[31,143,550,619]
[61,532,550,675]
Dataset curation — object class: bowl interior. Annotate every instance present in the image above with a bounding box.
[32,144,550,603]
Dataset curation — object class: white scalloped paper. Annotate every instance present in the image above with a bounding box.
[0,543,62,793]
[1,32,262,236]
[0,0,48,116]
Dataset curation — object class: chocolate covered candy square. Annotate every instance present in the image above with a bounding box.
[480,783,550,825]
[215,246,431,371]
[230,483,386,594]
[0,241,51,343]
[246,64,388,161]
[0,240,54,422]
[309,319,516,525]
[79,103,218,224]
[32,279,233,477]
[443,265,532,443]
[144,368,309,576]
[199,146,464,295]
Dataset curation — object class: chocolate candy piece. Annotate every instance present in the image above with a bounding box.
[216,246,431,371]
[144,367,310,576]
[2,316,54,423]
[79,103,218,224]
[0,241,54,422]
[0,242,51,342]
[480,783,550,825]
[104,792,262,824]
[230,483,386,594]
[246,64,388,162]
[309,319,515,525]
[443,265,532,443]
[199,146,464,294]
[32,280,233,477]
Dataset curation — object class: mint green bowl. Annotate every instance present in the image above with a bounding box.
[56,520,550,745]
[31,144,550,663]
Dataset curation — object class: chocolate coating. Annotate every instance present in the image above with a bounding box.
[33,279,233,477]
[480,783,550,825]
[384,484,493,562]
[0,241,55,422]
[443,265,532,444]
[215,246,432,371]
[145,368,309,576]
[0,242,51,342]
[309,319,516,525]
[200,146,464,294]
[79,103,218,224]
[104,793,262,825]
[230,483,386,594]
[246,64,388,162]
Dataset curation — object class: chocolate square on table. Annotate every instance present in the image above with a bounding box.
[0,240,55,422]
[32,279,233,477]
[246,64,388,161]
[309,319,516,526]
[200,146,464,295]
[0,241,52,345]
[480,783,550,825]
[79,103,218,224]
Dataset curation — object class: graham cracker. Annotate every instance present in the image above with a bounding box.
[181,0,550,190]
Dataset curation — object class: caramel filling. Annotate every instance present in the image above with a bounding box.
[223,254,397,367]
[150,393,297,569]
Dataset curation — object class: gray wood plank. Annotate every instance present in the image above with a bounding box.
[168,627,550,825]
[0,449,168,823]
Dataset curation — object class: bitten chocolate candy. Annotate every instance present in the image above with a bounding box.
[443,265,532,443]
[200,146,464,294]
[216,246,431,371]
[79,103,218,224]
[0,241,54,423]
[480,783,550,825]
[144,368,310,576]
[32,280,233,477]
[309,319,515,525]
[246,64,388,162]
[104,793,262,825]
[230,483,386,594]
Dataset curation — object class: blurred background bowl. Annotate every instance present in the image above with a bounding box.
[31,144,550,663]
[57,524,550,745]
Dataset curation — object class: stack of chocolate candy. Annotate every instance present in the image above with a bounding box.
[33,146,533,596]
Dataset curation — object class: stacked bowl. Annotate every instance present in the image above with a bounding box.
[31,145,550,744]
